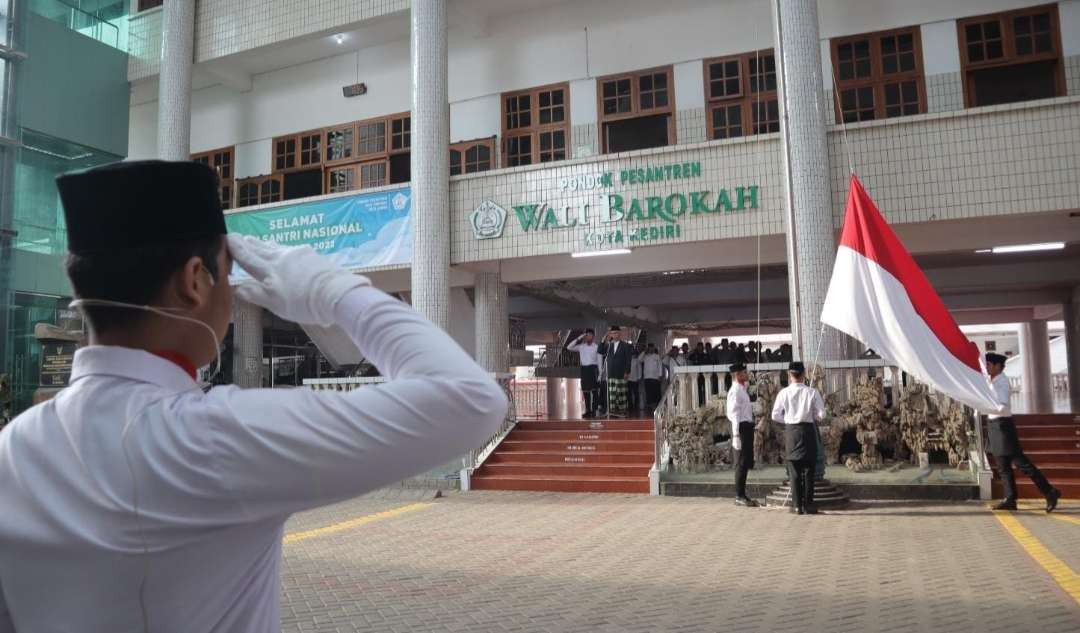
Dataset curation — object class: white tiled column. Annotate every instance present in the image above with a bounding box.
[772,0,840,364]
[410,0,450,330]
[1065,285,1080,412]
[231,300,263,388]
[156,0,195,160]
[474,272,508,373]
[1019,320,1053,413]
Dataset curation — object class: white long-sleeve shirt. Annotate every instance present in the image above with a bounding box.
[642,353,663,380]
[727,381,753,436]
[770,382,825,425]
[0,286,507,633]
[629,355,643,381]
[567,337,599,367]
[988,372,1012,419]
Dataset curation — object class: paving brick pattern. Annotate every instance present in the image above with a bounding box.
[281,493,1080,632]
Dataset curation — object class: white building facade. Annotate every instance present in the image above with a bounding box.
[128,0,1080,412]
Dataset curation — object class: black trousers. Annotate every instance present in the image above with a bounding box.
[998,452,1054,501]
[581,365,599,415]
[734,421,755,499]
[787,459,815,508]
[644,379,661,408]
[628,380,639,410]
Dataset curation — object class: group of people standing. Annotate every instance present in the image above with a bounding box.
[566,327,664,418]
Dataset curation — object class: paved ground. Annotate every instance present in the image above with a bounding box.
[280,492,1080,633]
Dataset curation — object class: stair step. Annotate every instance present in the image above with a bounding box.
[486,451,655,465]
[1011,414,1080,426]
[509,429,655,442]
[515,420,653,431]
[498,440,655,453]
[1016,425,1080,439]
[1009,438,1080,450]
[478,463,651,477]
[991,478,1080,499]
[1020,451,1080,464]
[471,474,650,494]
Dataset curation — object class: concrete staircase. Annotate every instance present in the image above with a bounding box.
[990,413,1080,499]
[470,419,654,493]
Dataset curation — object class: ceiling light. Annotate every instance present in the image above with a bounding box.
[974,249,992,254]
[334,34,346,45]
[989,242,1065,254]
[571,249,632,258]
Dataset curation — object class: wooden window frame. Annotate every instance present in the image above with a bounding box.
[703,50,779,140]
[830,26,927,124]
[956,4,1064,108]
[389,112,411,154]
[500,82,570,167]
[324,163,360,194]
[191,146,235,209]
[450,137,497,176]
[596,66,676,153]
[136,0,163,12]
[324,123,357,166]
[235,175,283,208]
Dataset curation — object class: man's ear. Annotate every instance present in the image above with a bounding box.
[174,256,209,308]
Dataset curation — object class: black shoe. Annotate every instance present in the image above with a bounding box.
[803,505,819,515]
[993,499,1018,511]
[796,506,805,515]
[1046,488,1061,513]
[734,497,760,508]
[582,411,594,419]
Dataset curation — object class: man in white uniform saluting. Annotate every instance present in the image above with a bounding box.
[771,361,825,515]
[727,362,758,507]
[0,161,508,632]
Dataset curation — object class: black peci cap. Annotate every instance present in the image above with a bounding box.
[788,361,805,372]
[56,160,227,255]
[985,353,1007,366]
[609,325,621,331]
[730,363,747,372]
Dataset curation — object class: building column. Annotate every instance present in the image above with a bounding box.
[156,0,195,160]
[231,300,263,388]
[772,0,840,364]
[1063,286,1080,412]
[474,272,508,373]
[409,0,450,330]
[1018,320,1053,413]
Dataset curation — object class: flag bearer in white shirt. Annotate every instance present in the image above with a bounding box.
[0,161,507,632]
[567,329,600,418]
[771,362,825,515]
[726,363,758,507]
[985,353,1060,512]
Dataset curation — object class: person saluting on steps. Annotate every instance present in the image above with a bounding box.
[727,363,758,508]
[771,362,824,515]
[985,353,1061,513]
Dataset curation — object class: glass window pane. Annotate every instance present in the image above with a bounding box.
[986,21,1001,39]
[450,149,461,176]
[884,83,899,104]
[900,52,915,72]
[641,93,653,109]
[901,81,917,102]
[986,40,1003,58]
[883,56,898,74]
[640,75,652,91]
[603,81,616,98]
[968,43,984,62]
[1035,33,1052,53]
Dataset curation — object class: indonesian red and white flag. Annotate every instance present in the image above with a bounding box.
[821,175,1003,414]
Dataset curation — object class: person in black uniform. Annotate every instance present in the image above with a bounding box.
[985,353,1061,512]
[598,326,634,416]
[771,362,825,515]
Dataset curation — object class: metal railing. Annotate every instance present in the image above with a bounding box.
[511,378,547,418]
[302,371,521,477]
[30,0,121,49]
[650,379,677,494]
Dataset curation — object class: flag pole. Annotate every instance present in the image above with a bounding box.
[771,0,806,363]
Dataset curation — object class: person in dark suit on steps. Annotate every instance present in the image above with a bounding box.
[985,353,1060,512]
[598,326,634,415]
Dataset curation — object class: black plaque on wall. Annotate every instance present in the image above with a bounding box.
[39,342,77,388]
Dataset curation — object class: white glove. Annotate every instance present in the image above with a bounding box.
[228,235,370,326]
[732,435,742,451]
